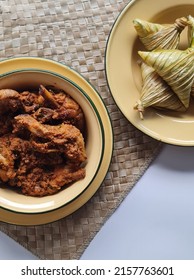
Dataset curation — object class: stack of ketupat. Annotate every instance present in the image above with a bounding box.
[133,15,194,119]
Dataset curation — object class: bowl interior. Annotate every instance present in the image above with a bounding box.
[0,70,104,213]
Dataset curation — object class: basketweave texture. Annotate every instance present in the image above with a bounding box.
[0,0,162,259]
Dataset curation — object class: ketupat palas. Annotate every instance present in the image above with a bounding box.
[188,15,194,97]
[188,15,194,48]
[133,17,189,50]
[134,62,186,119]
[133,15,194,118]
[138,48,194,109]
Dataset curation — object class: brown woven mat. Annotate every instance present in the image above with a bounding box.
[0,0,162,259]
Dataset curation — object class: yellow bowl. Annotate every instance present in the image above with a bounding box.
[0,65,108,216]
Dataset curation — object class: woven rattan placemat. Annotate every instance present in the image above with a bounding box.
[0,0,162,259]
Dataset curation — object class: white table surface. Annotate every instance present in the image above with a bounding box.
[1,143,194,260]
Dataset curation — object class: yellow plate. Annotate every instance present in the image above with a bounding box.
[0,57,113,225]
[106,0,194,146]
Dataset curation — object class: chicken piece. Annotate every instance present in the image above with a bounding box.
[49,164,85,188]
[0,115,13,136]
[37,85,85,132]
[8,137,64,177]
[20,164,85,196]
[39,84,59,109]
[0,134,85,196]
[13,114,87,164]
[0,134,62,179]
[0,134,16,183]
[33,107,55,123]
[0,89,22,114]
[53,93,85,132]
[0,134,38,185]
[0,89,23,136]
[19,90,44,113]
